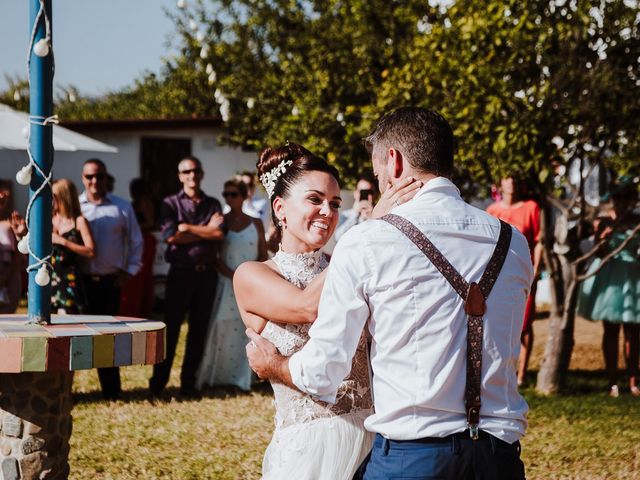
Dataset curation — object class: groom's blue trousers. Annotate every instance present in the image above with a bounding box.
[355,430,525,480]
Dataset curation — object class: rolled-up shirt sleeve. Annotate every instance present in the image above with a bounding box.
[160,198,178,242]
[288,227,371,403]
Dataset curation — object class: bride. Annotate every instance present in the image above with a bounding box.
[234,143,419,479]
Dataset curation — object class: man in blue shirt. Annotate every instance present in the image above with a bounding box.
[80,158,143,400]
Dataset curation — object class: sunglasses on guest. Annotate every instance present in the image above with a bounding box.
[179,168,203,175]
[83,173,105,181]
[222,191,242,199]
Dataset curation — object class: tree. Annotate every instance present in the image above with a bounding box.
[373,0,640,393]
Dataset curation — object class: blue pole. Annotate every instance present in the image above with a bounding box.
[28,0,53,324]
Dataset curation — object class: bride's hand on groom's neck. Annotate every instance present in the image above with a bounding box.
[371,177,423,219]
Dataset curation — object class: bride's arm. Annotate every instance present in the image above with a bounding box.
[234,261,327,333]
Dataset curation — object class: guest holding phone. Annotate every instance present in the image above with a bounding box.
[329,176,378,252]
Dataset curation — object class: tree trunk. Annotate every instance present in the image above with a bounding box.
[536,256,578,394]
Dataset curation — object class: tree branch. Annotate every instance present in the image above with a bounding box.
[576,222,640,282]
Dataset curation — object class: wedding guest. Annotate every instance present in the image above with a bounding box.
[196,178,267,391]
[323,176,378,254]
[247,108,532,479]
[487,176,542,386]
[0,181,22,314]
[238,170,270,230]
[51,179,95,314]
[335,176,378,239]
[149,156,224,399]
[80,159,143,400]
[577,177,640,397]
[119,178,157,318]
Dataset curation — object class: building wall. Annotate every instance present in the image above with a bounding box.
[0,127,259,213]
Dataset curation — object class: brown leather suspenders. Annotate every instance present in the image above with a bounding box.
[380,214,512,440]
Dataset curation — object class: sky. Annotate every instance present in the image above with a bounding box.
[0,0,180,97]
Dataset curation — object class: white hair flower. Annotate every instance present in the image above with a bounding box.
[260,159,293,198]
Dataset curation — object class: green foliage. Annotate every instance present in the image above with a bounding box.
[6,0,638,190]
[0,76,30,111]
[375,0,640,196]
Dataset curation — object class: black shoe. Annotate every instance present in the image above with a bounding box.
[179,386,202,400]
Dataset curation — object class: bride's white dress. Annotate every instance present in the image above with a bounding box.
[261,249,374,480]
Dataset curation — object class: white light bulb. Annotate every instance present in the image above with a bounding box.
[246,98,256,109]
[336,112,344,122]
[13,91,21,101]
[196,31,205,43]
[22,125,30,139]
[205,63,213,74]
[177,0,186,9]
[33,39,50,57]
[16,165,32,185]
[17,234,29,255]
[189,20,198,31]
[200,46,209,59]
[207,73,216,85]
[291,106,300,116]
[35,265,50,286]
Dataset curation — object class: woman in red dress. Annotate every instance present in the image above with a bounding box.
[487,176,542,386]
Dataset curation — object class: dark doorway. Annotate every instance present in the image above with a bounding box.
[140,137,191,224]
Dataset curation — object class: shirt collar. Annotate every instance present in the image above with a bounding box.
[413,176,461,200]
[79,191,112,205]
[178,189,207,201]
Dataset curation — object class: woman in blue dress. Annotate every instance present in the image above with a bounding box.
[578,178,640,397]
[196,178,268,391]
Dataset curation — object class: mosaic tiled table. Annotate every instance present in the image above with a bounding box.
[0,315,166,479]
[0,315,166,373]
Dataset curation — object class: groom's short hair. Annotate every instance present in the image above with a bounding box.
[364,107,455,177]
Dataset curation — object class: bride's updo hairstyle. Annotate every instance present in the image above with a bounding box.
[257,143,340,234]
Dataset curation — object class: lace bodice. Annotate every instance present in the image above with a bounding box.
[262,248,373,430]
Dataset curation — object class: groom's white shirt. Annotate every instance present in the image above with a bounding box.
[288,176,533,443]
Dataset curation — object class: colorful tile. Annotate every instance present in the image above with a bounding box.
[131,332,146,364]
[47,337,71,371]
[22,337,47,372]
[128,321,166,332]
[114,334,132,367]
[70,337,93,370]
[0,338,23,372]
[145,331,158,364]
[45,325,98,337]
[93,335,115,368]
[92,323,136,334]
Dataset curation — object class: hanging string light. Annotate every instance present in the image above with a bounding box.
[15,0,55,293]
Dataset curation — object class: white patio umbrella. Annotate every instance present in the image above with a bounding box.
[0,103,117,153]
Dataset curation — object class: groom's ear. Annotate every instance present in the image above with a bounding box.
[388,148,404,179]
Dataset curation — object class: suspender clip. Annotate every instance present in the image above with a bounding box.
[468,424,480,440]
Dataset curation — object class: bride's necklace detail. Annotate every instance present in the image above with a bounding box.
[272,246,326,289]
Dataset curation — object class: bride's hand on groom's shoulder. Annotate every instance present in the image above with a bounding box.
[371,177,423,219]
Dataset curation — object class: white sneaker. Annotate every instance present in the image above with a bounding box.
[609,385,620,398]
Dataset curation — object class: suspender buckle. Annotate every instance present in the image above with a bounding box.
[468,424,480,440]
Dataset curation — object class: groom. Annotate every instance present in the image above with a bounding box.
[246,107,533,479]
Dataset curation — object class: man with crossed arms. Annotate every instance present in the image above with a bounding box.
[247,107,533,479]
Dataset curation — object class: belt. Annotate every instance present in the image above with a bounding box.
[171,263,214,272]
[393,430,510,446]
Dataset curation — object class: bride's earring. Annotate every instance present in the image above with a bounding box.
[279,217,287,229]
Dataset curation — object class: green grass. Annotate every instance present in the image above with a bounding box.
[68,322,640,480]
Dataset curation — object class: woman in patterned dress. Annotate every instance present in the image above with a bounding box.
[50,179,95,314]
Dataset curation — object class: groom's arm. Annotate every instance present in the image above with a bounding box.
[289,228,372,402]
